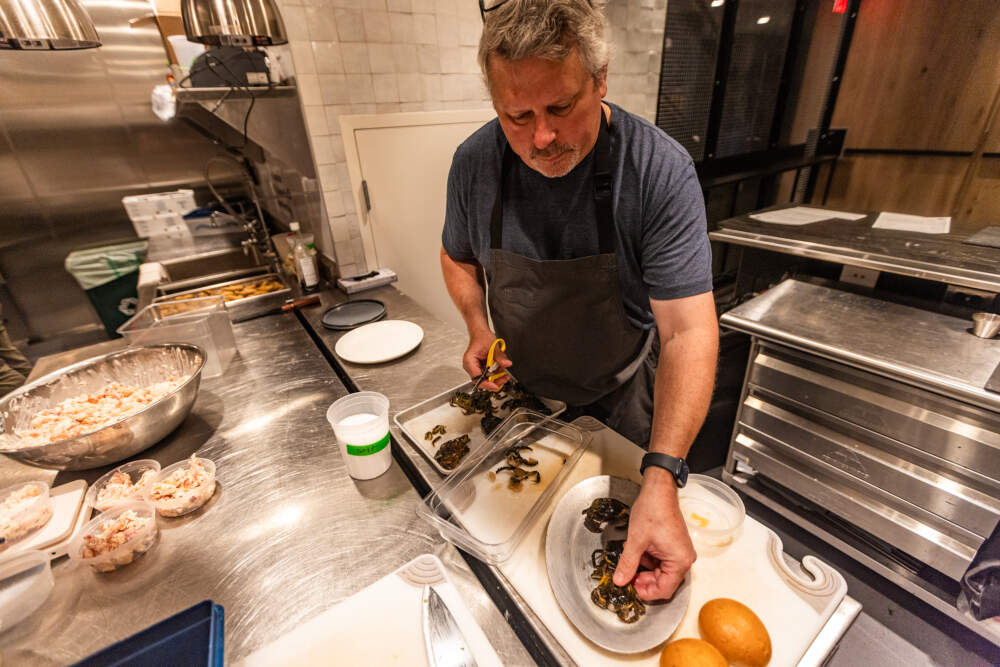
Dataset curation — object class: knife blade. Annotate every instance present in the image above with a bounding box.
[422,585,478,667]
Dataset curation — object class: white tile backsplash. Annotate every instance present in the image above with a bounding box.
[291,0,666,274]
[305,6,339,41]
[319,73,351,105]
[392,43,419,73]
[334,8,366,41]
[340,43,371,73]
[368,43,396,72]
[312,41,344,73]
[346,73,376,103]
[372,73,399,102]
[413,13,437,44]
[362,9,392,42]
[296,73,323,106]
[417,44,440,73]
[396,72,423,102]
[388,12,415,43]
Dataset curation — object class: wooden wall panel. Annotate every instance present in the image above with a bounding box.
[956,158,1000,233]
[832,0,1000,152]
[822,154,965,216]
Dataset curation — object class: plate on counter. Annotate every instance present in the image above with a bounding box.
[334,320,424,364]
[395,380,566,475]
[545,475,691,654]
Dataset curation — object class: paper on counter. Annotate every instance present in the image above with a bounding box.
[749,206,867,225]
[872,212,951,234]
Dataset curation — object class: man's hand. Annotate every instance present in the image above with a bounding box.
[463,328,513,391]
[613,468,695,600]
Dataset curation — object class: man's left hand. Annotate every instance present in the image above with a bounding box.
[612,467,695,600]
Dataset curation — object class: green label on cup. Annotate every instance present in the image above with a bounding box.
[346,433,390,457]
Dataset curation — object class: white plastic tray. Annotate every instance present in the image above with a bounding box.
[0,480,88,562]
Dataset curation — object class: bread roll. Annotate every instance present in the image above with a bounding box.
[659,638,728,667]
[698,598,772,667]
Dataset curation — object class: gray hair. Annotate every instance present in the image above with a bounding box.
[478,0,610,91]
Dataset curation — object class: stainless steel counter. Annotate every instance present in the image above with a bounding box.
[711,208,1000,293]
[0,313,528,664]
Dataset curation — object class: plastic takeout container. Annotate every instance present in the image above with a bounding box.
[85,460,162,512]
[417,410,589,564]
[677,474,745,547]
[68,501,158,573]
[117,296,235,378]
[0,481,53,547]
[147,457,216,517]
[0,550,54,633]
[327,392,392,481]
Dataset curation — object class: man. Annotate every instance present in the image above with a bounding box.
[0,304,31,397]
[440,0,718,601]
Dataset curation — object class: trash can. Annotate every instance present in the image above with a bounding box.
[65,240,149,337]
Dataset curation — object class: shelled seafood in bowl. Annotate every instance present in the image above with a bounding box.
[0,344,205,470]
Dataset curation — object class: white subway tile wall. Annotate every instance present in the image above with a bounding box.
[286,0,666,277]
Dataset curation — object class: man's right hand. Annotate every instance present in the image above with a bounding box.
[463,328,512,391]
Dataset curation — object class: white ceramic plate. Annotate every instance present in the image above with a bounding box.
[335,320,424,364]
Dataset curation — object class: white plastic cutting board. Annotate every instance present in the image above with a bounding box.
[240,554,502,667]
[497,417,848,666]
[0,481,88,562]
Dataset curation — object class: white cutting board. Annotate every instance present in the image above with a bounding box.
[498,417,848,666]
[240,554,503,667]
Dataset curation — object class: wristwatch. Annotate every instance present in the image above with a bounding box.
[640,452,689,488]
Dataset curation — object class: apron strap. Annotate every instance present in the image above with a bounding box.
[489,107,615,254]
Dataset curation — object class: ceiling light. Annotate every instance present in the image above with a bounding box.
[757,15,771,24]
[0,0,101,49]
[710,0,724,6]
[181,0,287,47]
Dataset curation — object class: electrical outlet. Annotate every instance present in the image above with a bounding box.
[839,265,880,288]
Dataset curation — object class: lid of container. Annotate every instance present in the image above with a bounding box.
[416,410,589,564]
[321,300,386,330]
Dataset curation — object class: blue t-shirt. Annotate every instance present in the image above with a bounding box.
[442,102,713,330]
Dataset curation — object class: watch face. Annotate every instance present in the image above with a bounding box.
[676,460,690,487]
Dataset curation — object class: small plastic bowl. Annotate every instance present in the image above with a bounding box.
[85,459,162,513]
[0,481,53,547]
[146,457,216,517]
[677,474,745,547]
[0,550,54,632]
[68,501,158,573]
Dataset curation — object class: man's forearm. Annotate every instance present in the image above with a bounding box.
[440,246,491,336]
[648,318,718,459]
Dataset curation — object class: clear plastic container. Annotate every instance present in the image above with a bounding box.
[68,501,158,573]
[146,457,216,517]
[417,410,589,564]
[117,296,235,378]
[327,392,392,481]
[0,481,53,547]
[677,474,745,547]
[0,550,54,632]
[85,460,162,512]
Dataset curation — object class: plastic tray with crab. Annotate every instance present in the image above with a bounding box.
[416,409,589,565]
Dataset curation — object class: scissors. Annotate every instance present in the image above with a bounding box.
[471,338,512,392]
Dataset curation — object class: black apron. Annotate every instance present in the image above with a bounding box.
[486,109,655,412]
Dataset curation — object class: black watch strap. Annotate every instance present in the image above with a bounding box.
[640,452,689,488]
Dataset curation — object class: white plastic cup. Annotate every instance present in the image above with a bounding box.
[326,392,392,480]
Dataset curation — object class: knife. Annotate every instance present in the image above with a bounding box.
[422,585,478,667]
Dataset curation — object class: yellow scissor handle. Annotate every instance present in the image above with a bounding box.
[485,338,508,383]
[486,338,506,368]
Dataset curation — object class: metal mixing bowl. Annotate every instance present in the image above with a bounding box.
[0,344,205,470]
